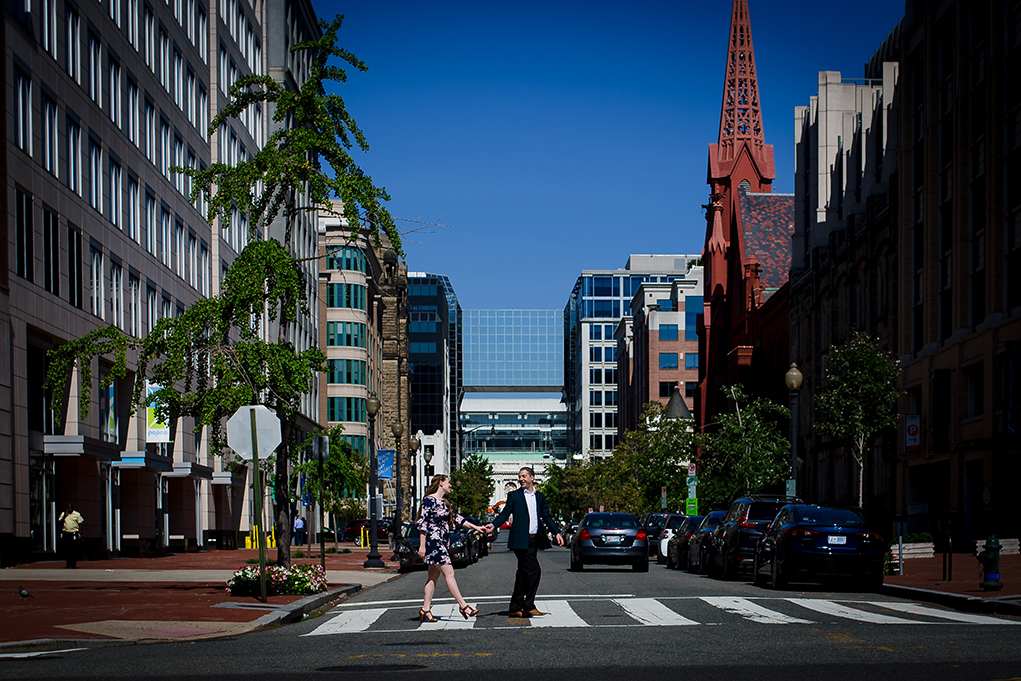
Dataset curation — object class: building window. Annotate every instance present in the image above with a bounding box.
[327,359,367,385]
[589,390,602,406]
[659,324,678,341]
[604,367,617,384]
[327,397,366,423]
[14,68,31,155]
[326,246,367,273]
[659,381,678,398]
[89,140,104,213]
[110,262,123,329]
[589,346,602,362]
[127,178,140,242]
[40,0,58,58]
[685,296,703,340]
[16,189,35,282]
[605,391,618,406]
[66,5,81,80]
[109,0,121,26]
[326,283,366,309]
[604,346,617,363]
[144,99,156,162]
[43,208,59,295]
[685,353,699,370]
[173,222,184,277]
[145,193,157,254]
[685,381,697,398]
[127,81,139,145]
[589,325,602,340]
[326,321,367,348]
[109,161,122,228]
[40,95,58,176]
[68,225,82,308]
[160,207,171,266]
[126,0,139,49]
[589,434,602,451]
[657,299,674,312]
[659,353,678,370]
[590,368,602,384]
[99,379,119,444]
[108,57,122,126]
[410,342,438,354]
[90,247,105,319]
[66,118,82,194]
[199,243,209,296]
[146,286,158,333]
[144,6,154,70]
[87,32,102,107]
[186,233,197,288]
[589,412,602,428]
[605,411,617,429]
[127,274,141,336]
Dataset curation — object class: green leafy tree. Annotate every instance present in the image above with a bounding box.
[814,331,902,507]
[695,386,791,511]
[294,426,368,549]
[46,15,399,567]
[540,461,597,523]
[449,454,496,519]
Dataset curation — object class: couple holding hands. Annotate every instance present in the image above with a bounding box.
[415,466,563,622]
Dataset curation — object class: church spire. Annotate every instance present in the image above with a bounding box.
[717,0,766,165]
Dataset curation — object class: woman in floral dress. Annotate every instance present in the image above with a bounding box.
[415,474,488,622]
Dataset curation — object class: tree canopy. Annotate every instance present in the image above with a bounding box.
[449,454,496,519]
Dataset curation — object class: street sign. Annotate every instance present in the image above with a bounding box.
[688,484,697,498]
[688,462,696,476]
[686,476,698,485]
[226,405,281,460]
[686,499,698,515]
[786,478,797,497]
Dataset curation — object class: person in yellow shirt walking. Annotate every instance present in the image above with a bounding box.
[57,503,84,568]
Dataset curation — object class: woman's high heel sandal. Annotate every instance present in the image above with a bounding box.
[459,604,479,619]
[419,609,438,623]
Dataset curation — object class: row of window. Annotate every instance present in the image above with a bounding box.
[659,353,699,370]
[589,391,618,407]
[325,283,366,310]
[589,411,618,429]
[589,368,618,385]
[588,346,618,363]
[325,246,369,274]
[589,433,618,452]
[325,321,367,348]
[326,359,367,386]
[411,342,438,355]
[14,187,211,317]
[327,397,366,424]
[659,381,698,399]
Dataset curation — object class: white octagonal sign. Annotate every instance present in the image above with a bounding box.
[227,405,281,460]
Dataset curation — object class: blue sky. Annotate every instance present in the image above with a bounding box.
[314,1,905,310]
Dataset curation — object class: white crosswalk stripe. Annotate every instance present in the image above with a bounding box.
[527,600,588,628]
[701,596,815,624]
[303,607,386,635]
[303,597,1017,635]
[613,598,699,626]
[787,598,928,624]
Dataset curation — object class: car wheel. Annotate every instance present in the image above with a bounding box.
[634,558,649,572]
[770,554,786,590]
[570,554,583,572]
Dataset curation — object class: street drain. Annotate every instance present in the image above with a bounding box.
[317,664,427,673]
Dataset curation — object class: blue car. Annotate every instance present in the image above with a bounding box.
[752,504,885,590]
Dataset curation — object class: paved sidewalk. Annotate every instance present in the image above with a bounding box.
[882,552,1021,616]
[0,548,400,652]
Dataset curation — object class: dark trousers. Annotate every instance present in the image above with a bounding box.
[510,535,541,612]
[62,531,79,568]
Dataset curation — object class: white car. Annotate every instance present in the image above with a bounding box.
[657,514,689,563]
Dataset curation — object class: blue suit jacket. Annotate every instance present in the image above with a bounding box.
[490,488,561,551]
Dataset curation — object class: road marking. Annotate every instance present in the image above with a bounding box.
[417,603,475,630]
[527,600,588,628]
[788,599,929,624]
[304,608,386,635]
[867,602,1021,625]
[613,598,700,626]
[701,597,814,624]
[335,594,635,608]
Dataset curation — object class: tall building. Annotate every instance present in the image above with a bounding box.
[3,0,323,563]
[462,309,563,390]
[616,266,704,435]
[564,255,698,461]
[697,0,793,436]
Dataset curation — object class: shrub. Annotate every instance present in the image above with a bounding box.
[226,563,327,596]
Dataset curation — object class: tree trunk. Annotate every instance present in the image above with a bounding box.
[275,410,292,568]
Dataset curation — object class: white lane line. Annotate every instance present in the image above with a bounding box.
[335,594,634,608]
[417,602,476,630]
[700,597,814,624]
[867,601,1021,625]
[303,608,387,635]
[788,599,930,624]
[614,598,700,626]
[528,600,588,628]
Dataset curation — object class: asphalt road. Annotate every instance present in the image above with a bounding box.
[3,546,1020,680]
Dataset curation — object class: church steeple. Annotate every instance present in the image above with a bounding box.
[714,0,771,175]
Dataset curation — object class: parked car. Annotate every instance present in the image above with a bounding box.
[465,516,495,557]
[570,512,649,572]
[752,504,885,590]
[345,518,393,546]
[656,514,689,563]
[639,512,672,556]
[665,515,702,569]
[395,520,481,570]
[708,495,800,579]
[687,511,726,573]
[396,522,424,573]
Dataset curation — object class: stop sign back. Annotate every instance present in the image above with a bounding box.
[226,405,281,460]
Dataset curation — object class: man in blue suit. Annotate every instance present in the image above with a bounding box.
[485,467,563,618]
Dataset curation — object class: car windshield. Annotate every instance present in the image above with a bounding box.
[747,503,784,522]
[666,515,686,530]
[586,515,638,529]
[794,507,866,526]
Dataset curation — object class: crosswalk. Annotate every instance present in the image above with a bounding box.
[303,596,1018,636]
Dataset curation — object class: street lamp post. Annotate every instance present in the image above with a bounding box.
[364,394,385,568]
[389,420,404,561]
[409,435,420,512]
[785,363,804,498]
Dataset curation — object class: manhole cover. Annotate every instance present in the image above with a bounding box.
[318,665,427,673]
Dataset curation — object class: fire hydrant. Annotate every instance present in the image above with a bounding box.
[976,536,1003,591]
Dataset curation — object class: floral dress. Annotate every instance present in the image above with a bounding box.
[415,496,467,565]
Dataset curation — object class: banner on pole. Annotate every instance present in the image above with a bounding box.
[377,449,394,479]
[145,381,171,443]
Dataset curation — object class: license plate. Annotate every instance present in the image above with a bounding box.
[603,535,622,544]
[827,535,847,545]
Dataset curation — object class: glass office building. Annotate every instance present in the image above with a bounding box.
[564,255,700,461]
[463,310,563,389]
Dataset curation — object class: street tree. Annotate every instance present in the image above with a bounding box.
[540,461,597,523]
[449,454,496,519]
[294,426,368,550]
[814,331,902,508]
[695,385,791,511]
[45,15,399,567]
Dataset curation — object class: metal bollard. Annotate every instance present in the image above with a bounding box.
[976,536,1003,591]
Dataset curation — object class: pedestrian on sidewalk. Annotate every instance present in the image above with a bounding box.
[484,466,563,618]
[415,474,489,622]
[294,516,307,546]
[57,502,84,568]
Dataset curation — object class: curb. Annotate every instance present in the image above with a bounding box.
[252,583,363,628]
[882,583,1021,616]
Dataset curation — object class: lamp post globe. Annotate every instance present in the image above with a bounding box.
[363,394,385,568]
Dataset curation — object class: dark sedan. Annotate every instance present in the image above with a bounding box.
[665,515,702,569]
[752,504,885,590]
[686,510,726,573]
[570,512,649,572]
[708,495,798,579]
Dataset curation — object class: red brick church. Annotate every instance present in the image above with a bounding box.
[696,0,794,432]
